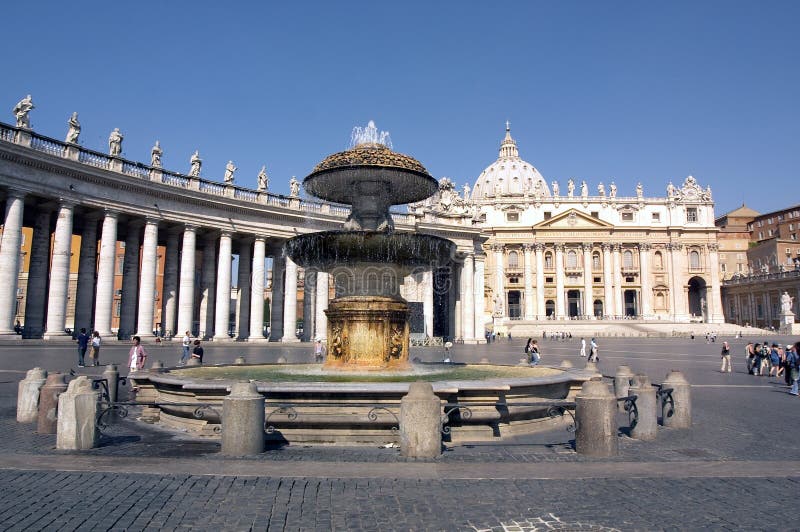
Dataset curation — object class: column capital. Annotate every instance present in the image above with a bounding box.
[490,243,505,253]
[582,242,594,252]
[57,199,77,210]
[639,243,652,251]
[667,242,683,251]
[522,243,534,252]
[601,243,612,252]
[611,243,621,252]
[219,229,233,239]
[707,243,719,252]
[184,223,198,233]
[253,235,267,244]
[144,216,160,226]
[533,242,546,252]
[4,190,26,201]
[553,243,564,252]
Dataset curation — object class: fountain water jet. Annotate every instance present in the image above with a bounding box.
[284,121,455,370]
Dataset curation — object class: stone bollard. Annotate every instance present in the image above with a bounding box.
[575,377,618,456]
[56,376,100,450]
[37,373,68,434]
[102,364,120,404]
[629,374,657,441]
[17,367,47,423]
[234,356,247,365]
[661,370,692,428]
[614,365,635,412]
[221,381,265,456]
[400,382,442,458]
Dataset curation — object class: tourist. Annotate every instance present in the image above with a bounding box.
[314,338,326,363]
[75,328,89,367]
[191,340,204,364]
[787,343,800,395]
[90,331,101,367]
[588,338,599,362]
[526,339,540,366]
[745,342,755,374]
[769,343,781,378]
[580,337,586,357]
[720,340,732,373]
[784,344,794,386]
[128,336,148,373]
[180,331,192,365]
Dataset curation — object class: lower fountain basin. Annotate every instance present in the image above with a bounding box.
[130,364,596,444]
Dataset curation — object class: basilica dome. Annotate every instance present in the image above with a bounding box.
[471,124,549,200]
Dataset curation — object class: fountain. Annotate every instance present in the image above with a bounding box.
[284,121,455,370]
[129,123,594,444]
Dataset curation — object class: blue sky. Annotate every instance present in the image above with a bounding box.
[3,1,798,215]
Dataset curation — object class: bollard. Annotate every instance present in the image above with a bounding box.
[234,356,247,365]
[661,370,691,428]
[37,373,68,434]
[17,367,47,423]
[629,374,657,441]
[102,364,120,404]
[221,381,265,455]
[575,377,618,456]
[614,365,635,412]
[400,382,442,458]
[56,376,100,450]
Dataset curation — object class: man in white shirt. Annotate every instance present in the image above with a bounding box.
[580,337,586,357]
[180,331,191,365]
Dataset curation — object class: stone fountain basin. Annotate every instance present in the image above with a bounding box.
[304,164,438,206]
[283,230,456,271]
[130,364,595,444]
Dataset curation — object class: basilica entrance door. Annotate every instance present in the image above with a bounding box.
[567,290,581,318]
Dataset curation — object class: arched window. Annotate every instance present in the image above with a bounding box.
[623,250,634,269]
[508,251,519,269]
[512,176,520,193]
[567,250,578,268]
[689,250,701,269]
[654,251,664,270]
[545,252,553,269]
[592,253,601,270]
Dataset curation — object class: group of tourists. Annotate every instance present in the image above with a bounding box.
[179,331,204,366]
[523,336,600,366]
[736,340,800,395]
[74,328,102,367]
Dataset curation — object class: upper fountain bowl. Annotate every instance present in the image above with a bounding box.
[304,143,438,206]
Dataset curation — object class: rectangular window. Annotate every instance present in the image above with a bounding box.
[758,232,763,240]
[686,208,698,223]
[652,212,661,222]
[114,300,121,317]
[506,212,519,222]
[543,212,552,220]
[721,263,726,272]
[621,212,633,221]
[116,256,124,274]
[545,277,553,283]
[593,276,601,283]
[591,211,599,218]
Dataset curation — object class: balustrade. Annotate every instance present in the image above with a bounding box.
[78,149,111,169]
[30,135,65,157]
[122,161,151,179]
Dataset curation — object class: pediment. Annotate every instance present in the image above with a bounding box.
[532,209,614,229]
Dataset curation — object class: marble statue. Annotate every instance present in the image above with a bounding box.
[224,160,237,184]
[609,182,617,198]
[463,183,470,200]
[551,181,559,196]
[580,180,588,198]
[782,291,794,314]
[189,151,202,177]
[667,181,676,198]
[289,176,300,197]
[65,112,80,144]
[257,165,269,192]
[13,95,34,128]
[150,141,162,168]
[598,182,606,197]
[533,180,543,199]
[567,179,575,197]
[108,128,123,157]
[636,182,643,199]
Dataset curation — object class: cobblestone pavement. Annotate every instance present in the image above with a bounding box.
[1,336,799,530]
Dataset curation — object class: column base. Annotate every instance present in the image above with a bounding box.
[212,335,236,342]
[246,337,269,343]
[0,332,23,341]
[43,331,71,340]
[281,337,301,343]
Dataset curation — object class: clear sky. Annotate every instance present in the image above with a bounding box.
[2,1,798,216]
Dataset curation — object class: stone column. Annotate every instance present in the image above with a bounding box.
[461,254,475,342]
[198,234,217,339]
[315,271,329,340]
[213,232,233,341]
[117,221,142,340]
[668,243,685,321]
[73,214,100,334]
[614,365,635,412]
[400,382,441,458]
[707,243,723,323]
[523,243,534,319]
[582,243,593,318]
[473,255,485,342]
[43,202,75,339]
[661,370,691,428]
[602,243,614,317]
[237,238,252,340]
[17,367,47,423]
[639,244,652,317]
[492,244,504,317]
[301,269,315,341]
[423,270,434,337]
[269,257,285,341]
[575,378,618,457]
[94,211,118,338]
[160,228,180,337]
[135,218,159,338]
[221,381,265,455]
[56,376,99,450]
[176,225,197,336]
[629,374,657,441]
[102,364,120,403]
[555,243,565,318]
[454,267,462,341]
[534,243,545,319]
[0,191,25,335]
[612,244,623,318]
[281,256,300,342]
[23,208,52,338]
[249,236,266,341]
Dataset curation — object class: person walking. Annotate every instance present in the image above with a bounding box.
[720,340,732,373]
[579,337,586,357]
[745,342,755,374]
[588,338,599,362]
[128,336,148,373]
[179,331,192,365]
[314,339,326,363]
[90,331,101,366]
[75,328,89,367]
[191,339,204,365]
[787,343,800,396]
